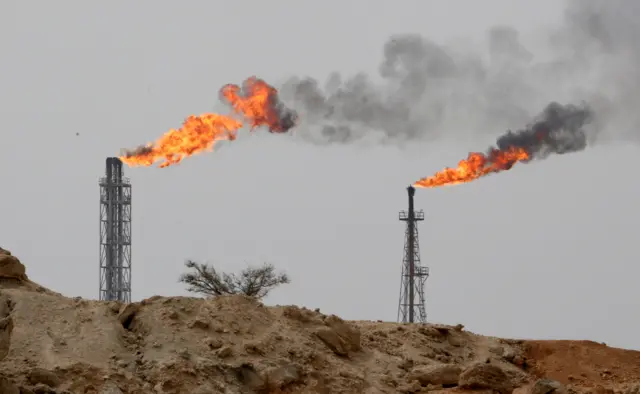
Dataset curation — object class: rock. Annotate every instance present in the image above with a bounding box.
[447,334,464,347]
[191,384,219,394]
[244,340,266,355]
[0,315,13,362]
[397,380,422,393]
[267,363,303,388]
[398,358,414,372]
[204,337,223,349]
[591,385,614,394]
[513,355,525,367]
[489,345,505,356]
[117,303,140,329]
[434,325,451,335]
[0,375,19,394]
[619,384,640,394]
[0,250,27,280]
[459,363,513,394]
[167,310,179,320]
[100,381,124,394]
[283,306,313,323]
[27,368,61,388]
[435,355,450,363]
[217,345,233,358]
[108,302,121,314]
[530,378,566,394]
[234,363,265,390]
[178,348,191,360]
[407,364,462,386]
[0,294,12,317]
[19,386,35,394]
[118,359,132,369]
[324,315,361,352]
[503,347,517,362]
[313,316,362,357]
[32,383,56,394]
[315,328,348,356]
[188,317,210,329]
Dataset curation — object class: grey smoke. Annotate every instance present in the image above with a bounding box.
[280,0,639,147]
[495,101,593,159]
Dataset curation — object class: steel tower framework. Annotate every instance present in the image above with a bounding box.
[397,185,429,323]
[99,157,132,302]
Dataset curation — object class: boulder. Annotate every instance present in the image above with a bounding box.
[0,375,19,394]
[99,381,124,394]
[315,328,348,356]
[27,368,61,388]
[267,363,303,388]
[0,248,27,281]
[324,315,361,352]
[407,364,462,386]
[32,383,56,394]
[529,378,566,394]
[314,315,362,357]
[217,345,233,358]
[459,363,514,394]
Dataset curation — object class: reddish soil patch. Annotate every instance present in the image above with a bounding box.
[524,340,640,388]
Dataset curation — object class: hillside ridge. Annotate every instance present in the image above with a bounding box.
[1,247,639,394]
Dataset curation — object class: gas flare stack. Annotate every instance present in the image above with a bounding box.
[397,185,429,323]
[99,157,132,302]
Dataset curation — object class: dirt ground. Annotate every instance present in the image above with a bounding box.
[1,247,640,394]
[525,340,640,388]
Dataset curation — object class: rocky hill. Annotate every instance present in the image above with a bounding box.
[1,246,639,394]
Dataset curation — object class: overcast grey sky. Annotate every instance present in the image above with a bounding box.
[2,0,640,350]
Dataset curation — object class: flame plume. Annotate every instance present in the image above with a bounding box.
[413,102,594,188]
[414,147,530,188]
[120,77,297,168]
[220,77,297,133]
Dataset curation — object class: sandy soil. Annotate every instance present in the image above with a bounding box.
[1,247,639,394]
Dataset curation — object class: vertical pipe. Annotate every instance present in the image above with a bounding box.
[99,174,102,300]
[115,159,123,301]
[128,182,131,303]
[407,185,415,323]
[105,158,114,301]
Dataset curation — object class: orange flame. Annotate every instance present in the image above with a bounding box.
[120,77,294,168]
[120,115,242,168]
[413,147,530,188]
[220,77,291,133]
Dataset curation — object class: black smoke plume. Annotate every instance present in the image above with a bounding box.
[279,0,639,147]
[497,102,593,160]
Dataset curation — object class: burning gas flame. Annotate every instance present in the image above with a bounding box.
[413,102,595,188]
[220,78,296,133]
[413,147,530,188]
[120,77,297,168]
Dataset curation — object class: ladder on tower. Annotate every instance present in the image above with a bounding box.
[414,265,429,322]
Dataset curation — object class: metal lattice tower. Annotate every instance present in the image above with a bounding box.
[397,185,429,323]
[99,157,132,302]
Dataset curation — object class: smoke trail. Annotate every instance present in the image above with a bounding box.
[280,0,639,145]
[413,101,594,188]
[496,101,593,159]
[550,0,640,143]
